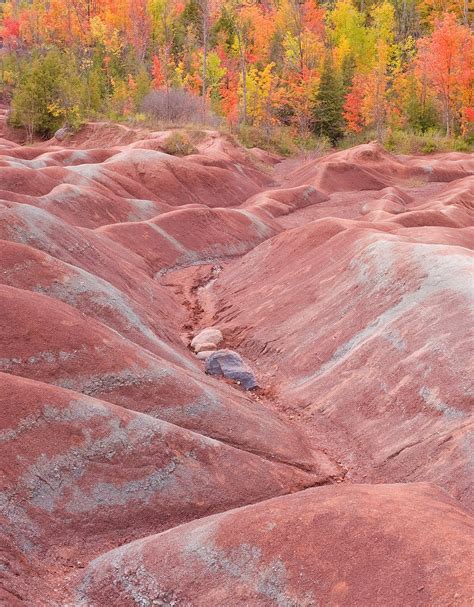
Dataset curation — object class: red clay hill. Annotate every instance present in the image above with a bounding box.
[0,120,472,606]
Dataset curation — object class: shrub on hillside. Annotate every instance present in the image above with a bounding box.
[236,124,331,157]
[141,88,216,126]
[162,131,197,156]
[385,129,473,154]
[10,50,83,141]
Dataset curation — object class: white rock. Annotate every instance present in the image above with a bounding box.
[195,342,217,353]
[196,350,215,360]
[191,327,223,352]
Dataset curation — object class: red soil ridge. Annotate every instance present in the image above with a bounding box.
[0,123,472,605]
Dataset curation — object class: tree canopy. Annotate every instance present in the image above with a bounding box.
[1,0,472,143]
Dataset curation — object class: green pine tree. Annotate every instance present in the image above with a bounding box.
[312,53,345,145]
[11,50,83,141]
[341,53,356,92]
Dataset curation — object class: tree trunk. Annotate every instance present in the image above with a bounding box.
[201,0,208,123]
[164,46,171,122]
[236,30,247,125]
[462,0,468,26]
[241,57,247,125]
[445,101,451,137]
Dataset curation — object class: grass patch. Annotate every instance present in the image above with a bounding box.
[161,130,198,156]
[235,124,331,157]
[384,129,473,154]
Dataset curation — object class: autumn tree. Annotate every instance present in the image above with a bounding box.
[126,0,151,63]
[217,1,255,124]
[149,0,180,111]
[367,0,396,139]
[328,0,370,69]
[2,0,473,146]
[416,12,473,136]
[343,73,367,133]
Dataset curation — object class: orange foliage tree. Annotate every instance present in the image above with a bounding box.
[416,12,473,136]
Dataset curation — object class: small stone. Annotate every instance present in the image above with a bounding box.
[54,127,71,141]
[196,350,215,360]
[205,349,258,390]
[191,327,223,352]
[195,342,217,353]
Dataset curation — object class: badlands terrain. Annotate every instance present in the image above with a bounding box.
[0,112,473,605]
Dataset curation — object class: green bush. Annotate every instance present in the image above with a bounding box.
[10,50,84,140]
[236,124,331,157]
[384,129,473,155]
[295,131,331,155]
[236,124,296,156]
[452,137,473,152]
[336,129,378,150]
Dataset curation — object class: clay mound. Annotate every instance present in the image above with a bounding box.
[0,240,187,362]
[2,183,169,228]
[0,373,318,548]
[388,206,472,228]
[320,142,413,177]
[101,148,263,208]
[0,128,275,235]
[66,126,273,186]
[78,482,473,607]
[411,155,474,183]
[319,143,474,184]
[395,225,474,249]
[284,142,473,193]
[243,185,328,218]
[214,223,474,503]
[1,125,473,604]
[0,204,171,304]
[425,176,474,211]
[0,284,330,471]
[381,177,474,228]
[380,185,413,204]
[38,184,169,228]
[0,165,63,196]
[361,198,405,215]
[0,144,59,160]
[291,159,390,193]
[361,186,413,215]
[52,120,151,148]
[0,147,114,167]
[100,206,279,274]
[0,373,321,604]
[0,137,19,149]
[248,146,281,166]
[284,143,410,193]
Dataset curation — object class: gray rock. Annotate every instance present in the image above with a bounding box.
[205,349,258,390]
[54,127,71,142]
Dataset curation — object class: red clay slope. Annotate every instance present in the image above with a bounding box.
[78,483,473,607]
[214,191,474,504]
[0,126,472,606]
[0,373,319,604]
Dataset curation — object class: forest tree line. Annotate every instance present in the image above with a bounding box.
[0,0,472,151]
